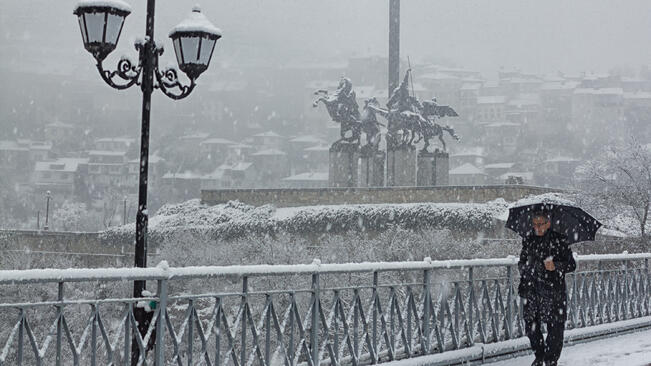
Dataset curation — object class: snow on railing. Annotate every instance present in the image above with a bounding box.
[1,252,649,285]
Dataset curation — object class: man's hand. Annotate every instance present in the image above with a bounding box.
[544,257,556,271]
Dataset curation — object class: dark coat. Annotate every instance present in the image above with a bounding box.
[517,230,576,302]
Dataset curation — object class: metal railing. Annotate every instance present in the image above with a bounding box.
[0,253,649,366]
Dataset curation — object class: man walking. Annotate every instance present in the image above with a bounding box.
[518,211,576,366]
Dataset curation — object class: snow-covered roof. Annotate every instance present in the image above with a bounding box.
[574,88,624,96]
[252,149,286,156]
[623,92,651,100]
[228,143,253,150]
[484,162,515,169]
[180,132,210,140]
[0,141,28,151]
[231,162,253,171]
[289,135,325,144]
[128,155,163,164]
[544,156,580,163]
[74,0,132,13]
[449,163,485,176]
[282,172,329,181]
[169,6,222,38]
[35,158,88,172]
[477,96,507,104]
[305,145,330,152]
[162,171,202,180]
[200,138,236,145]
[88,150,126,156]
[95,137,135,143]
[253,131,283,138]
[484,122,521,128]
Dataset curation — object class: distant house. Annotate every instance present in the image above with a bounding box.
[32,158,88,195]
[251,149,289,187]
[87,150,127,192]
[0,140,30,171]
[94,137,135,152]
[252,131,285,151]
[126,155,164,190]
[476,95,507,122]
[449,147,486,169]
[202,162,256,189]
[199,137,236,163]
[44,121,75,146]
[448,163,488,185]
[484,162,516,182]
[161,171,202,200]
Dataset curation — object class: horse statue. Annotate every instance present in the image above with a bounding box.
[313,78,362,144]
[419,98,460,152]
[360,98,385,150]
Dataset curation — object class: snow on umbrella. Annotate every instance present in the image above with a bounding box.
[506,203,602,244]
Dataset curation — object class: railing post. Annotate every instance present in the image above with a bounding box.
[124,303,131,366]
[389,286,395,356]
[241,276,248,366]
[372,271,378,363]
[572,271,578,327]
[623,259,629,320]
[188,299,194,366]
[265,294,271,366]
[506,266,513,339]
[56,282,63,366]
[289,292,295,364]
[91,304,98,366]
[646,258,650,316]
[354,287,360,360]
[18,308,24,365]
[468,267,474,346]
[311,272,320,366]
[154,279,168,366]
[422,268,431,354]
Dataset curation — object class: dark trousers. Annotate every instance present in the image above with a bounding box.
[523,297,566,362]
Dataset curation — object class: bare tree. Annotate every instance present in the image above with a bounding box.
[575,136,651,237]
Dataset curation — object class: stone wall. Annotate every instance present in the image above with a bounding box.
[0,230,131,267]
[202,185,563,207]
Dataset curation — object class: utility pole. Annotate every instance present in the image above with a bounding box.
[388,0,400,96]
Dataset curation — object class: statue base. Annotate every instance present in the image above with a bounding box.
[360,145,385,187]
[329,142,360,188]
[387,145,417,187]
[417,149,449,186]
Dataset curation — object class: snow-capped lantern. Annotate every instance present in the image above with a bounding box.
[73,0,132,61]
[168,6,222,80]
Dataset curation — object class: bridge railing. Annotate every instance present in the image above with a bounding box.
[0,253,649,366]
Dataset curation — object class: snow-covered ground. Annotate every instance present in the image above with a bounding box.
[489,329,651,366]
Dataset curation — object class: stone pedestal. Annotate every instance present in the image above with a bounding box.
[360,146,385,187]
[329,142,360,187]
[387,146,417,186]
[417,149,449,186]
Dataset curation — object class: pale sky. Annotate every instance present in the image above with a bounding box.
[1,1,651,77]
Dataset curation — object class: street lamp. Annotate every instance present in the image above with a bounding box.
[73,0,221,360]
[44,191,51,231]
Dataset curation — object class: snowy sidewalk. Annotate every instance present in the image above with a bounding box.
[489,328,651,366]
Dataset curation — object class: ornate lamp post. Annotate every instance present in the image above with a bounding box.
[44,191,51,231]
[73,0,221,360]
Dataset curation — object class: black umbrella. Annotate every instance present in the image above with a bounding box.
[506,203,602,244]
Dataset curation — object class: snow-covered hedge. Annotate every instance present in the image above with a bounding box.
[102,199,512,245]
